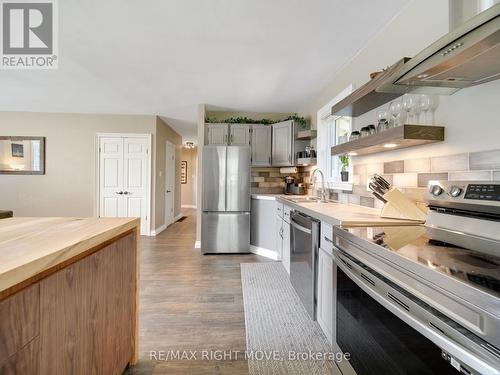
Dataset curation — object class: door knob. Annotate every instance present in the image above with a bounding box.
[166,190,172,193]
[115,191,124,195]
[123,191,130,195]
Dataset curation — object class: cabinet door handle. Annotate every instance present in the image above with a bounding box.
[225,134,228,144]
[324,236,334,244]
[288,154,292,164]
[231,134,234,143]
[268,156,271,165]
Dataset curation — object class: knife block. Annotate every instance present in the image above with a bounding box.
[380,188,427,222]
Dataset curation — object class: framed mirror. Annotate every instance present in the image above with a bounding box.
[0,136,46,175]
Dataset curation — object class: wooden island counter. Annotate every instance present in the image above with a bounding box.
[0,217,140,375]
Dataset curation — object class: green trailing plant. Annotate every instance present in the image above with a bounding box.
[339,154,349,172]
[283,113,308,129]
[205,113,308,128]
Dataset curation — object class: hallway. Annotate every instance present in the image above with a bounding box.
[127,209,270,374]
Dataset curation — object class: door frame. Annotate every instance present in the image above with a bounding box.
[164,140,176,228]
[95,133,152,236]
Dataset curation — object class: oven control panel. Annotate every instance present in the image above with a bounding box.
[426,180,500,207]
[464,184,500,201]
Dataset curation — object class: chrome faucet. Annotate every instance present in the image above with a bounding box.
[311,168,327,202]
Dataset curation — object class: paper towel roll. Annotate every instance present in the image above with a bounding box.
[279,167,298,174]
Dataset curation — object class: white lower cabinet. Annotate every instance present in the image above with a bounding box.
[275,214,283,261]
[317,246,333,344]
[282,219,290,274]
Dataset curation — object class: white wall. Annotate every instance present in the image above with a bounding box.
[301,0,500,166]
[0,112,183,232]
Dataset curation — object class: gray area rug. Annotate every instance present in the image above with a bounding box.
[241,263,334,375]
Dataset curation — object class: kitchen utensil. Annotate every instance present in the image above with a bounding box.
[373,174,391,190]
[373,191,388,203]
[369,182,386,196]
[367,124,376,135]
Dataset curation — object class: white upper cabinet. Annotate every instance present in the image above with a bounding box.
[272,120,294,166]
[206,123,229,145]
[251,125,272,166]
[229,124,251,146]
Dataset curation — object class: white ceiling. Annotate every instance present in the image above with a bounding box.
[0,0,410,142]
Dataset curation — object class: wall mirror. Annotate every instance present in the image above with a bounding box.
[0,136,46,175]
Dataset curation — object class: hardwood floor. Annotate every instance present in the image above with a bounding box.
[125,209,271,375]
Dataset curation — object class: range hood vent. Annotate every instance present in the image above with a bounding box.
[332,3,500,117]
[395,3,500,89]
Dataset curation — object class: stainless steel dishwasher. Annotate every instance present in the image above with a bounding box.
[290,210,320,320]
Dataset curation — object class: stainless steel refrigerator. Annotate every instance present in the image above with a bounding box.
[201,146,251,254]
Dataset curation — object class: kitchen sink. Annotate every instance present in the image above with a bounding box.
[282,196,323,203]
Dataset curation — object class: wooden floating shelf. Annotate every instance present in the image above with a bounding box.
[296,157,317,166]
[331,124,445,156]
[296,130,317,140]
[331,58,410,117]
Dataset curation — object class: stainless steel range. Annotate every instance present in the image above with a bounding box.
[332,181,500,375]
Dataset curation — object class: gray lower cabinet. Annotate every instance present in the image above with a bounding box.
[251,198,277,256]
[251,125,272,166]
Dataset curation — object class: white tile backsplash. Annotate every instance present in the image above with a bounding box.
[430,153,468,172]
[392,173,418,188]
[448,171,492,181]
[404,158,431,173]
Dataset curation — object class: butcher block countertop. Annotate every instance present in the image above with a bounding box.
[0,217,140,297]
[275,196,423,227]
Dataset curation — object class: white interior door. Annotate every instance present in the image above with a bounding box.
[99,137,124,218]
[99,135,150,235]
[123,137,149,234]
[165,141,175,227]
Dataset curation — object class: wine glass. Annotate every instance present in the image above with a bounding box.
[419,95,431,125]
[389,100,403,127]
[402,94,417,124]
[376,109,389,132]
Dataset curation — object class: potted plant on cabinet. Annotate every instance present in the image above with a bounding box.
[339,154,349,182]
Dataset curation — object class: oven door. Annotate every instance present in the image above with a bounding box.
[331,246,500,375]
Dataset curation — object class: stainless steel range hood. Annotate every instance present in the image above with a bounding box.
[394,2,500,89]
[332,3,500,117]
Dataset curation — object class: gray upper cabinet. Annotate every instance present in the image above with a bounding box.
[272,120,294,166]
[206,123,229,145]
[251,125,272,166]
[229,124,251,146]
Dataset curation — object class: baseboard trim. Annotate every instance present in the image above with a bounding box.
[250,245,279,260]
[151,223,167,236]
[174,214,183,222]
[181,204,197,208]
[194,240,201,249]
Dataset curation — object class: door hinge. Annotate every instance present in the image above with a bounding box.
[145,215,148,221]
[99,147,101,153]
[146,148,149,154]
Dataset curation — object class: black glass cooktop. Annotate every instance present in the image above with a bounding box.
[340,226,500,297]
